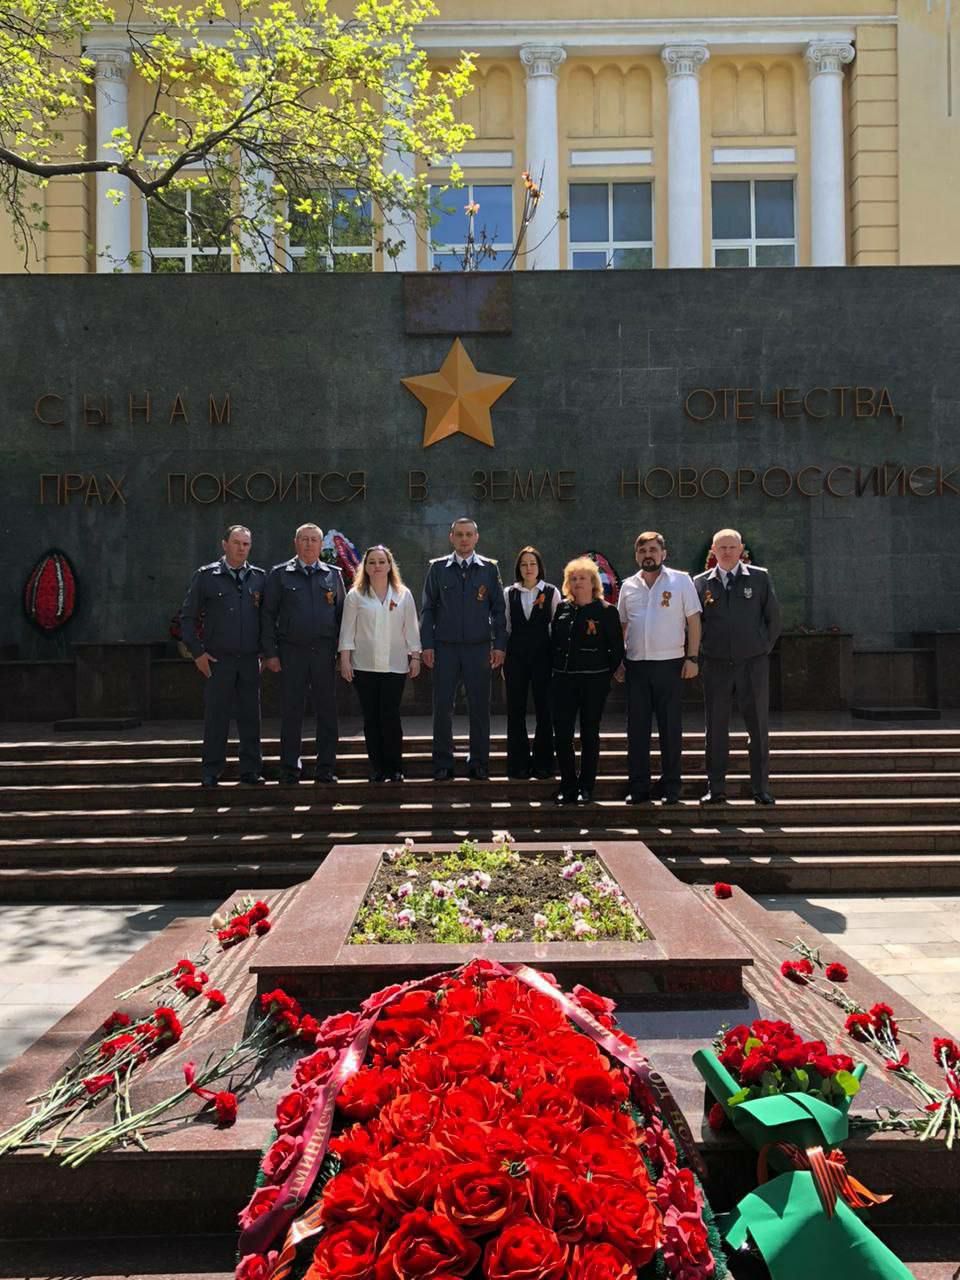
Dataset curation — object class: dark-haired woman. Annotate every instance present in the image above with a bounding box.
[503,547,561,779]
[551,557,625,805]
[338,545,421,782]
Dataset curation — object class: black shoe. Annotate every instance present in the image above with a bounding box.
[660,792,681,805]
[200,777,219,789]
[700,789,728,805]
[278,772,300,785]
[468,766,489,781]
[369,771,387,783]
[314,773,338,784]
[533,768,555,780]
[239,773,265,785]
[554,790,579,806]
[389,772,405,783]
[507,771,531,781]
[579,789,595,804]
[433,769,454,781]
[625,791,650,806]
[753,791,776,805]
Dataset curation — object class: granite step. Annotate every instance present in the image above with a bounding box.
[3,794,960,838]
[1,771,958,812]
[6,745,960,784]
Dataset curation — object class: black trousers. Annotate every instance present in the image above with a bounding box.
[201,653,261,780]
[552,672,611,797]
[278,640,338,777]
[504,647,554,775]
[702,653,771,791]
[432,642,491,771]
[626,657,685,796]
[353,670,406,777]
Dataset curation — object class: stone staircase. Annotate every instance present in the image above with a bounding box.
[2,726,960,899]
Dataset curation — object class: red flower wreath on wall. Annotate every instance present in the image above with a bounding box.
[24,549,77,632]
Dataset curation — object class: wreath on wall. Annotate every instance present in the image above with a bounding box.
[581,550,622,605]
[23,549,77,632]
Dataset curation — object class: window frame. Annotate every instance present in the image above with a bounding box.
[428,181,515,271]
[710,177,797,268]
[567,179,655,270]
[143,179,233,274]
[285,187,375,273]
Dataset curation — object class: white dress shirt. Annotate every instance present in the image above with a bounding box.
[338,585,421,674]
[504,580,561,635]
[617,566,701,661]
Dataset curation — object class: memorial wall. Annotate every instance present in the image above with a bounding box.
[2,266,958,667]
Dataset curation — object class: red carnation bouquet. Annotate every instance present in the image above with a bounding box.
[715,1018,861,1113]
[237,960,726,1280]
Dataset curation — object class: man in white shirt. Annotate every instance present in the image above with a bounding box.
[615,531,701,804]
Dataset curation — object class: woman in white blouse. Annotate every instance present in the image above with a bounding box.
[503,546,561,779]
[338,546,421,782]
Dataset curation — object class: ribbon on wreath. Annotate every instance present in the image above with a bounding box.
[757,1141,891,1220]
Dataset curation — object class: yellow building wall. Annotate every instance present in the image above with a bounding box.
[849,23,899,265]
[898,1,960,265]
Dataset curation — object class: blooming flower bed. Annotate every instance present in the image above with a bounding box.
[237,960,725,1280]
[349,841,649,945]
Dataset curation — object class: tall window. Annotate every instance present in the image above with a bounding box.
[287,188,374,272]
[568,183,653,269]
[712,179,796,267]
[146,185,232,273]
[430,184,514,271]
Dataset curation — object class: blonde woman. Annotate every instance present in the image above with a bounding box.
[338,546,421,782]
[550,557,625,805]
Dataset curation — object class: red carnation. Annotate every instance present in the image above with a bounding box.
[259,989,302,1020]
[255,920,272,936]
[780,958,814,984]
[153,1006,183,1046]
[172,959,196,976]
[82,1073,116,1095]
[707,1102,728,1131]
[885,1052,910,1072]
[212,1091,238,1126]
[825,962,848,983]
[205,988,227,1010]
[100,1010,131,1033]
[298,1014,321,1042]
[175,973,206,997]
[483,1216,568,1280]
[845,1012,873,1041]
[933,1037,960,1068]
[713,882,733,899]
[248,900,271,922]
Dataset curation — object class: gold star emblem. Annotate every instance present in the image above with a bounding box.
[401,338,515,448]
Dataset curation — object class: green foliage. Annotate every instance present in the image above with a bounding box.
[0,0,475,265]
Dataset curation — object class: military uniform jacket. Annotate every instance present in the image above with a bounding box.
[420,554,507,650]
[260,559,345,658]
[179,559,266,659]
[693,564,782,662]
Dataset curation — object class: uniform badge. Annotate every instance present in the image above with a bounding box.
[477,585,488,601]
[704,591,716,606]
[325,590,335,606]
[251,591,261,608]
[660,591,672,608]
[586,619,598,635]
[743,586,753,599]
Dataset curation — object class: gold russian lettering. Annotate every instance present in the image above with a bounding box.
[128,392,151,424]
[683,389,717,422]
[796,466,823,497]
[209,393,231,425]
[408,470,428,502]
[34,394,65,426]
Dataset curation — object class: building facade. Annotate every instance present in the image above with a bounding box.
[0,1,956,275]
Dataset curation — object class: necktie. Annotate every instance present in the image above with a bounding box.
[724,571,734,592]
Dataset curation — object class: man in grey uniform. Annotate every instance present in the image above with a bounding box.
[180,524,266,788]
[261,523,345,785]
[421,518,506,780]
[694,528,782,806]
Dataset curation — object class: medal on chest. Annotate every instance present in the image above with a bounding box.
[660,591,672,609]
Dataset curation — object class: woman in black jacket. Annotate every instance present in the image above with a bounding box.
[551,557,625,805]
[503,546,561,779]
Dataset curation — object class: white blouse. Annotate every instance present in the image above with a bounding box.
[338,585,421,674]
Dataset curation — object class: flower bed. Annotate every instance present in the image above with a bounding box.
[349,841,649,946]
[237,960,725,1280]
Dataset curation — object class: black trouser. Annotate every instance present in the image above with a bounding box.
[552,671,611,798]
[626,657,685,797]
[703,653,771,792]
[201,653,261,780]
[353,670,406,777]
[504,646,554,776]
[278,639,338,777]
[432,642,491,772]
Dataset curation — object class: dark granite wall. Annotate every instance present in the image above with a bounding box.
[2,267,958,659]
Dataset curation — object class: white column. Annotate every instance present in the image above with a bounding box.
[806,41,855,267]
[661,44,709,268]
[520,44,566,270]
[90,49,132,272]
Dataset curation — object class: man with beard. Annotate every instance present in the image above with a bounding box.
[694,527,781,805]
[615,532,701,804]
